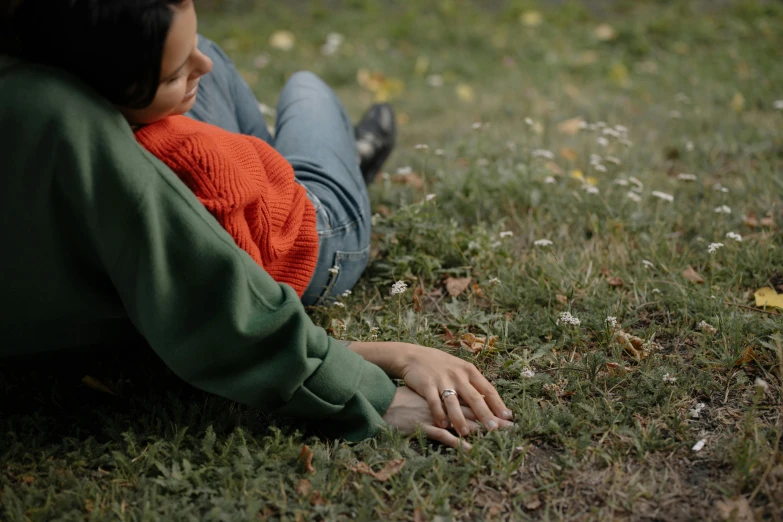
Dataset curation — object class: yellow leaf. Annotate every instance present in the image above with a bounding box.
[594,24,617,41]
[731,92,745,112]
[455,84,475,103]
[559,147,578,161]
[269,30,296,51]
[459,333,498,354]
[520,10,543,27]
[754,287,783,310]
[414,55,430,76]
[570,169,585,181]
[609,62,630,88]
[557,118,584,135]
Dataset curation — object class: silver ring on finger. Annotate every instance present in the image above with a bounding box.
[441,388,458,401]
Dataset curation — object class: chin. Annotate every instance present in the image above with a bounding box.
[177,94,198,115]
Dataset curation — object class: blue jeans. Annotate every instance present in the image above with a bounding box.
[186,36,371,306]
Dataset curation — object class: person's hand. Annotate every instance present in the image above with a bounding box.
[345,341,513,437]
[394,343,514,436]
[382,386,488,450]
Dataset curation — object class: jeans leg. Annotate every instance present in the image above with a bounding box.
[274,72,371,305]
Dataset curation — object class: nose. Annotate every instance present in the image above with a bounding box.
[193,47,213,77]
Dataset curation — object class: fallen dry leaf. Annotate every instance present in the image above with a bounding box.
[557,118,584,135]
[607,276,624,287]
[524,495,543,511]
[414,507,427,522]
[299,445,315,474]
[81,375,115,395]
[391,172,424,189]
[715,496,755,521]
[269,30,296,51]
[614,330,659,361]
[296,479,311,496]
[309,491,326,506]
[21,475,35,485]
[559,147,578,161]
[350,459,406,481]
[754,287,783,310]
[594,23,617,41]
[733,346,757,367]
[544,161,563,175]
[606,362,632,375]
[459,333,498,354]
[730,92,745,113]
[555,294,568,305]
[683,265,705,284]
[444,277,472,297]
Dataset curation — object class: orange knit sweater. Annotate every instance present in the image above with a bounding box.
[135,116,319,296]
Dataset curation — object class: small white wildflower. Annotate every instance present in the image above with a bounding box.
[556,311,581,327]
[414,144,430,151]
[524,117,534,126]
[534,239,553,247]
[675,93,691,104]
[471,122,484,130]
[342,289,352,297]
[629,176,644,188]
[714,205,731,214]
[707,242,724,254]
[614,124,628,133]
[773,100,783,110]
[499,231,514,238]
[544,176,557,184]
[725,232,742,242]
[689,403,706,418]
[593,164,608,172]
[605,316,618,329]
[333,301,346,308]
[320,32,344,56]
[605,156,621,165]
[651,191,674,202]
[396,166,412,175]
[669,110,682,119]
[426,74,444,87]
[578,121,589,129]
[626,191,642,203]
[520,367,536,379]
[597,136,609,147]
[652,288,661,294]
[488,277,501,285]
[677,173,697,181]
[434,149,445,156]
[620,138,633,147]
[490,241,502,249]
[476,158,490,167]
[692,439,706,452]
[642,259,655,269]
[662,373,677,384]
[390,280,408,296]
[602,128,621,138]
[595,121,607,128]
[328,265,340,275]
[685,141,695,151]
[582,185,600,194]
[425,193,436,202]
[531,149,555,160]
[614,178,630,186]
[589,154,602,164]
[755,377,770,392]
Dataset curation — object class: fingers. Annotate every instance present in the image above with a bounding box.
[443,393,471,436]
[468,367,513,421]
[423,386,450,429]
[457,385,502,432]
[423,425,472,451]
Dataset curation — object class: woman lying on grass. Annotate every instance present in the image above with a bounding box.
[0,0,513,449]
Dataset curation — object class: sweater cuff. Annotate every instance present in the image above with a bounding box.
[274,337,398,442]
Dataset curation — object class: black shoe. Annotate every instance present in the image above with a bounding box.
[355,103,397,185]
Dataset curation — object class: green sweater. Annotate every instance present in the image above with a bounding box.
[0,57,397,441]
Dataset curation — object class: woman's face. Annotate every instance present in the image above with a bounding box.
[119,0,213,125]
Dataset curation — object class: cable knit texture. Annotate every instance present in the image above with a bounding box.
[135,116,318,296]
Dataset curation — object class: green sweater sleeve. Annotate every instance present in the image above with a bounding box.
[0,58,397,441]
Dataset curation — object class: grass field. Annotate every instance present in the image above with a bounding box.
[2,0,783,520]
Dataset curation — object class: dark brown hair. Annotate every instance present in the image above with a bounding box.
[1,0,187,108]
